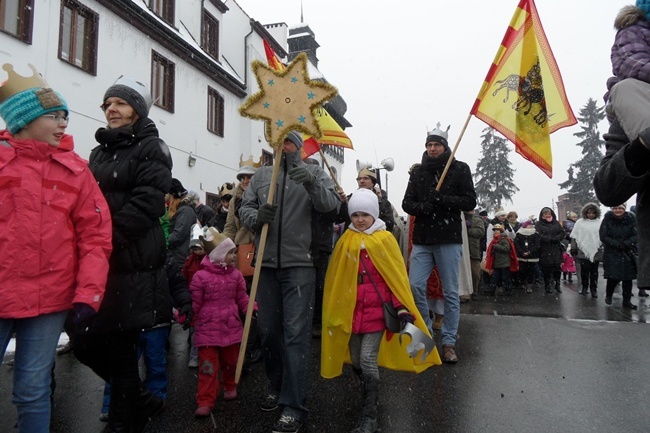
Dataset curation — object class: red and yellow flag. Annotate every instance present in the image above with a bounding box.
[262,39,353,159]
[470,0,576,178]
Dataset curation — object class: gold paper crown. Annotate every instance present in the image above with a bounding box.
[239,154,263,169]
[0,64,49,104]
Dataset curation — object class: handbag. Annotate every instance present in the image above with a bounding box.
[360,258,401,333]
[237,243,255,277]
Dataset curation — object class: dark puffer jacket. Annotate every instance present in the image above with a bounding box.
[168,199,197,267]
[402,150,476,245]
[600,210,637,281]
[534,208,565,266]
[88,117,173,332]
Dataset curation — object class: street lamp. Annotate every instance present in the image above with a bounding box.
[356,158,394,197]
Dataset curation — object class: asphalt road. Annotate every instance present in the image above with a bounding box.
[2,277,649,433]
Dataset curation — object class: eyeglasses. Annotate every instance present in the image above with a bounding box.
[41,114,69,123]
[356,176,372,181]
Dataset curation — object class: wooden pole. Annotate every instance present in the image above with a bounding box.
[235,146,284,383]
[435,113,472,191]
[318,147,342,191]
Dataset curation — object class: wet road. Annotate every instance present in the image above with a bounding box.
[2,277,650,433]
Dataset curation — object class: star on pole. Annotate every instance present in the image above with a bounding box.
[239,52,338,147]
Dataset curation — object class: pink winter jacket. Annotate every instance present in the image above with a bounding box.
[190,255,254,347]
[352,251,404,334]
[0,131,113,318]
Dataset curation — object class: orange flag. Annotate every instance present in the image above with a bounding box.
[262,39,353,158]
[470,0,576,178]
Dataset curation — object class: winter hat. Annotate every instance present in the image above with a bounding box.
[357,168,378,185]
[479,210,488,217]
[494,209,508,218]
[0,64,69,135]
[637,0,650,20]
[425,122,450,150]
[102,76,152,119]
[169,178,187,198]
[285,130,303,149]
[189,224,206,249]
[613,203,627,209]
[237,154,261,181]
[567,211,578,220]
[200,227,236,264]
[521,220,533,229]
[493,223,504,232]
[348,188,379,220]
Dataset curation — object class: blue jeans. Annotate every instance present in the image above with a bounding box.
[256,267,315,422]
[409,243,462,346]
[0,311,67,433]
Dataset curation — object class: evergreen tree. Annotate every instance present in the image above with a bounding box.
[473,127,519,213]
[558,98,605,207]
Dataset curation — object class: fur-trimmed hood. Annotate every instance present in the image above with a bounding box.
[615,5,646,30]
[580,202,601,219]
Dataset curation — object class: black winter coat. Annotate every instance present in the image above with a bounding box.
[168,201,197,267]
[535,209,565,266]
[600,210,637,281]
[402,150,476,245]
[88,118,173,332]
[514,229,541,262]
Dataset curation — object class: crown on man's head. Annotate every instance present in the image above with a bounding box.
[0,64,50,104]
[426,122,450,141]
[239,154,263,169]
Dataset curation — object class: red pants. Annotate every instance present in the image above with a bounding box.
[196,344,239,407]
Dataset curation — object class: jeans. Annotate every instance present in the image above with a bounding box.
[0,311,67,433]
[256,267,315,422]
[491,268,511,290]
[409,243,462,345]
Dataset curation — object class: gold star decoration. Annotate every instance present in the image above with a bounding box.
[239,52,338,147]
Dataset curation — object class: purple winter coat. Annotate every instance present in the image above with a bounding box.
[190,256,252,347]
[352,251,404,334]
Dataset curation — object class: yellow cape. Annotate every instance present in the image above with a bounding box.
[321,228,441,379]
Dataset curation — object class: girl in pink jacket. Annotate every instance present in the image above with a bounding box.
[190,229,254,418]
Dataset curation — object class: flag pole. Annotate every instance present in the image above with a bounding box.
[317,147,343,191]
[435,113,472,191]
[235,146,284,383]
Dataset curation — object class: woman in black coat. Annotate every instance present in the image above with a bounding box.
[534,207,565,294]
[600,204,638,309]
[73,77,172,433]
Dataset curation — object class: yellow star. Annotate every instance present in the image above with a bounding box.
[239,52,338,147]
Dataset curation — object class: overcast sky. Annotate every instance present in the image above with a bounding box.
[233,0,630,218]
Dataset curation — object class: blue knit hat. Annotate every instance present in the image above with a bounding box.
[0,64,68,134]
[637,0,650,20]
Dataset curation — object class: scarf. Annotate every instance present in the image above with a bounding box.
[570,218,602,262]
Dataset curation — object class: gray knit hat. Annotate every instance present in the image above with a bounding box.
[285,130,303,149]
[103,76,152,118]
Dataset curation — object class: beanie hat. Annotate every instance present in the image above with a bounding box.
[169,178,187,198]
[102,76,152,119]
[0,64,68,134]
[494,209,507,218]
[425,122,450,150]
[237,165,257,180]
[479,210,488,217]
[348,188,379,220]
[200,227,236,264]
[521,220,533,229]
[285,130,303,149]
[357,168,378,184]
[637,0,650,20]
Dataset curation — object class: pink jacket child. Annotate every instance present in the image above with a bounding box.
[189,229,255,418]
[562,251,576,274]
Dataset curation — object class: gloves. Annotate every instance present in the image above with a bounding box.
[257,203,278,225]
[571,249,578,257]
[398,311,415,330]
[288,166,315,185]
[72,303,96,334]
[178,303,194,330]
[420,202,435,215]
[428,188,444,203]
[618,242,628,250]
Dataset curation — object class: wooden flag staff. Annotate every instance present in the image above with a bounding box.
[318,147,342,192]
[434,113,472,191]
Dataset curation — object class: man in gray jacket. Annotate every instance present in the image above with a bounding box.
[240,131,340,433]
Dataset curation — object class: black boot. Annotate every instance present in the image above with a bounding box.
[544,281,552,293]
[580,286,588,296]
[350,376,379,433]
[106,379,139,433]
[131,387,165,433]
[554,281,562,293]
[591,288,598,299]
[622,285,638,310]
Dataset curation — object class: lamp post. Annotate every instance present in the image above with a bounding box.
[356,158,394,197]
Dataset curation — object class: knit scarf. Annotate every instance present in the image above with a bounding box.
[570,218,602,262]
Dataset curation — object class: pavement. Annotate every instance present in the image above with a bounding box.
[2,276,650,433]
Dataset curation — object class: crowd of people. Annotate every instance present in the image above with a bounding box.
[3,3,650,432]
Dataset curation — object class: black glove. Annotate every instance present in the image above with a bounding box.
[420,202,435,215]
[571,249,578,257]
[428,188,444,203]
[398,312,415,330]
[618,242,628,250]
[257,203,278,225]
[179,303,194,330]
[72,303,96,334]
[287,166,315,185]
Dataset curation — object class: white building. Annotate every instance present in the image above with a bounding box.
[0,0,349,207]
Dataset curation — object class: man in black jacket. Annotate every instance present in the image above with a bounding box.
[402,124,476,364]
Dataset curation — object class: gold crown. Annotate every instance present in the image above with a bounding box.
[0,64,49,104]
[239,154,263,169]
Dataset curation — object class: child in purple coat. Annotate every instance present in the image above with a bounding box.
[190,228,254,418]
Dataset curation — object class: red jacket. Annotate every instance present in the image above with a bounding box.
[0,131,112,318]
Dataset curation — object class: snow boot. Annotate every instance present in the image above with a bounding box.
[554,281,562,293]
[105,379,139,433]
[131,386,165,433]
[580,286,588,296]
[350,376,379,433]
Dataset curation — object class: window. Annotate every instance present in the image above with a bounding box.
[151,51,175,112]
[58,0,98,74]
[201,10,219,58]
[149,0,174,25]
[207,86,224,136]
[0,0,34,43]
